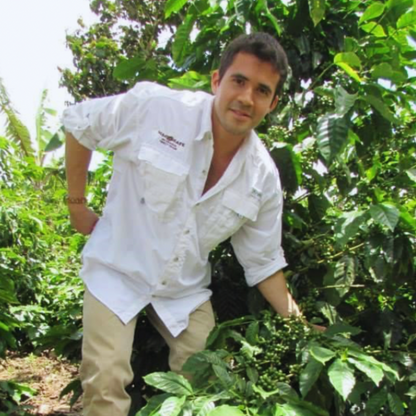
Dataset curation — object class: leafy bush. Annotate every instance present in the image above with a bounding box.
[137,312,415,415]
[0,137,84,356]
[0,380,36,416]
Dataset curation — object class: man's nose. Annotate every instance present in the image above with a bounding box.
[238,86,254,106]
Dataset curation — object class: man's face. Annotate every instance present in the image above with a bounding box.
[211,52,280,141]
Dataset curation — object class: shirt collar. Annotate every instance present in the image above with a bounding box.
[232,129,257,166]
[194,94,215,141]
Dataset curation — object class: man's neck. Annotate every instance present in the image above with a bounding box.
[211,116,249,161]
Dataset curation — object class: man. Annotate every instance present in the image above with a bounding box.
[64,32,306,416]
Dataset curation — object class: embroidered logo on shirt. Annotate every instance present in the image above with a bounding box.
[158,131,185,150]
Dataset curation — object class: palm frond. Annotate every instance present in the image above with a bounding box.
[0,77,34,157]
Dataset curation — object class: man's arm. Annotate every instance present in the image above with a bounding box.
[257,270,301,317]
[65,132,99,235]
[257,270,326,331]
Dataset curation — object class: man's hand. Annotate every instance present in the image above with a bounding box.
[257,271,327,332]
[69,205,99,235]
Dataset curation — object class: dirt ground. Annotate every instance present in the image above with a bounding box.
[0,352,82,415]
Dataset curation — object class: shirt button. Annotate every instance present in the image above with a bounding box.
[184,229,190,235]
[173,257,179,262]
[202,169,207,175]
[140,197,145,204]
[161,281,167,285]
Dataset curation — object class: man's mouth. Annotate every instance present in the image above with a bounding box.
[230,108,252,119]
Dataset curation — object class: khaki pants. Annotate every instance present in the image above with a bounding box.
[80,288,215,416]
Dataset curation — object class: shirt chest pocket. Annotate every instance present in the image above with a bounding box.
[138,145,189,221]
[202,190,260,252]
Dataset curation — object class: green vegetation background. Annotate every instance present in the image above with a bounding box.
[1,0,415,415]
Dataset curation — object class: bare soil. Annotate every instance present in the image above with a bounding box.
[0,352,82,415]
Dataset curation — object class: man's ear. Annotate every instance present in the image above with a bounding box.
[268,95,279,113]
[211,70,220,94]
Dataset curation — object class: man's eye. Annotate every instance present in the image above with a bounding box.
[259,87,270,96]
[234,78,244,85]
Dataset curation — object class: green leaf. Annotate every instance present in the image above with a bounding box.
[397,11,416,28]
[359,2,386,23]
[333,52,362,81]
[257,0,282,35]
[274,382,299,399]
[275,403,323,416]
[0,77,34,157]
[363,94,398,123]
[406,385,416,398]
[309,345,336,364]
[270,142,302,193]
[347,350,400,380]
[252,384,281,400]
[143,372,193,396]
[371,62,390,79]
[316,114,349,165]
[334,52,361,68]
[213,365,234,388]
[333,256,356,298]
[207,405,245,416]
[172,14,196,66]
[168,71,211,92]
[240,340,262,359]
[308,194,331,220]
[158,396,186,416]
[370,203,400,231]
[388,392,405,415]
[205,327,221,349]
[366,389,388,416]
[308,0,326,26]
[328,359,355,400]
[246,367,259,384]
[245,321,259,345]
[316,301,339,325]
[194,398,216,416]
[299,358,324,397]
[135,393,172,416]
[113,55,145,81]
[406,169,416,182]
[183,350,229,374]
[347,357,384,386]
[361,22,387,37]
[337,63,362,82]
[324,323,361,337]
[252,383,297,401]
[334,86,357,116]
[165,0,189,18]
[399,206,416,231]
[44,126,65,152]
[0,381,36,403]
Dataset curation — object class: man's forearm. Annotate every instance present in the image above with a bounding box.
[257,270,301,317]
[65,132,92,199]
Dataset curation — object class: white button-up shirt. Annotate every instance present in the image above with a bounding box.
[62,82,287,336]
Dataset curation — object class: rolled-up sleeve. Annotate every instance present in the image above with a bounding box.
[231,190,287,287]
[61,82,158,151]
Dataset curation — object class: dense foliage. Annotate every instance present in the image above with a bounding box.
[1,0,415,415]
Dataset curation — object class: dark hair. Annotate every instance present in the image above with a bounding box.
[218,32,288,97]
